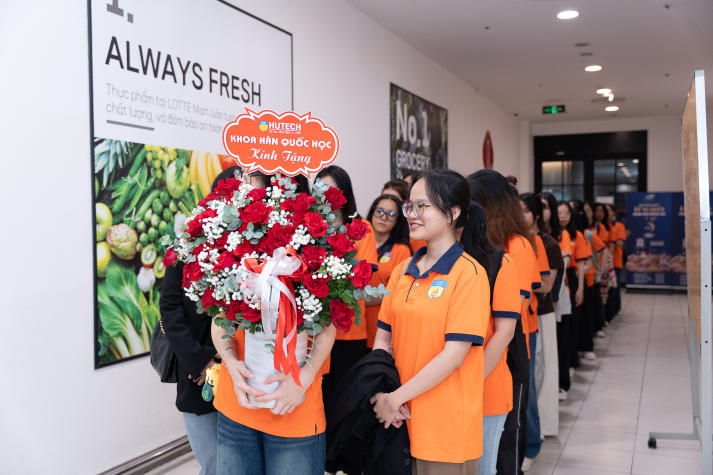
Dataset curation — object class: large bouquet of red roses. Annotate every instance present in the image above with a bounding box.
[166,174,383,347]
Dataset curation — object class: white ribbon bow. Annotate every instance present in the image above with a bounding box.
[241,247,302,334]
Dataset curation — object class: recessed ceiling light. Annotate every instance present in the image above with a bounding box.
[606,106,620,112]
[596,88,612,95]
[633,159,640,164]
[557,10,580,20]
[585,65,603,72]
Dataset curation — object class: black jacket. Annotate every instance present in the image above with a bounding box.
[159,262,216,415]
[325,349,411,475]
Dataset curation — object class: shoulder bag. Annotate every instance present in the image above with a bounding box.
[150,320,178,383]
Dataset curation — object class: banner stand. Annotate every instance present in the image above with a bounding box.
[647,70,711,475]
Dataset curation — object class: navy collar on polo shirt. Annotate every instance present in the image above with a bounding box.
[406,241,463,279]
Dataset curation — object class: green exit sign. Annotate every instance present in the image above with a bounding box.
[542,105,566,114]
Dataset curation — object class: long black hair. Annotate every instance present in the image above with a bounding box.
[366,194,410,246]
[540,192,561,238]
[467,169,533,249]
[419,169,470,229]
[460,200,499,274]
[315,165,359,223]
[558,200,578,241]
[520,192,544,231]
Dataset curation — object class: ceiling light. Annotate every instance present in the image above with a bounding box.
[557,10,580,20]
[606,106,620,112]
[585,65,603,72]
[596,88,612,95]
[633,159,640,164]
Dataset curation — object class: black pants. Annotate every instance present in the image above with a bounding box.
[496,380,528,475]
[324,339,368,472]
[578,284,599,352]
[566,269,581,369]
[557,313,573,391]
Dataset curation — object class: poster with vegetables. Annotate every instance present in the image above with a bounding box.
[89,0,292,367]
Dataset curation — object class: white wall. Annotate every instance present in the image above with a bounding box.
[0,1,521,473]
[531,115,705,193]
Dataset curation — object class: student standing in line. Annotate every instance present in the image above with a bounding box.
[372,170,491,475]
[540,193,573,401]
[606,203,626,319]
[467,170,540,475]
[519,193,563,472]
[364,193,412,348]
[159,167,242,475]
[210,172,336,475]
[459,201,521,475]
[314,166,379,475]
[557,202,592,380]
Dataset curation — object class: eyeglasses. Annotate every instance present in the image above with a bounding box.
[402,201,433,217]
[374,207,398,220]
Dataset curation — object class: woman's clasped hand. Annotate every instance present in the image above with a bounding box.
[370,392,411,428]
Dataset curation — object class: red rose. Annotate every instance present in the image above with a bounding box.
[162,248,178,267]
[232,240,255,258]
[304,212,328,237]
[213,233,229,249]
[214,251,238,271]
[282,193,316,213]
[214,177,241,198]
[349,260,373,289]
[240,201,272,224]
[324,187,347,210]
[241,304,262,323]
[201,289,218,311]
[301,245,327,271]
[225,300,241,321]
[259,223,295,254]
[186,208,217,237]
[345,219,369,241]
[327,233,355,257]
[303,274,330,298]
[247,187,267,201]
[329,299,354,332]
[182,260,203,287]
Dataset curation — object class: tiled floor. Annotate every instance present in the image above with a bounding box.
[151,290,704,475]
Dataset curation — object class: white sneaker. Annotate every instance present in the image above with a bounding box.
[521,457,535,472]
[583,351,596,361]
[558,388,568,401]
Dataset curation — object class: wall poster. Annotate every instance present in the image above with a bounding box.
[390,83,447,180]
[624,192,672,288]
[89,0,293,367]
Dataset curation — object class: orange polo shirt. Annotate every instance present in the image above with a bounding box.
[558,231,572,264]
[529,233,550,332]
[378,243,490,462]
[365,241,412,348]
[213,330,330,437]
[610,221,626,269]
[568,230,591,270]
[505,234,540,337]
[483,252,521,416]
[336,219,379,341]
[585,232,607,287]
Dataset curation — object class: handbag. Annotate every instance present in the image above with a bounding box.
[150,320,178,383]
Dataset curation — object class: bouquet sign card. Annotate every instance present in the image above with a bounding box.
[222,109,339,177]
